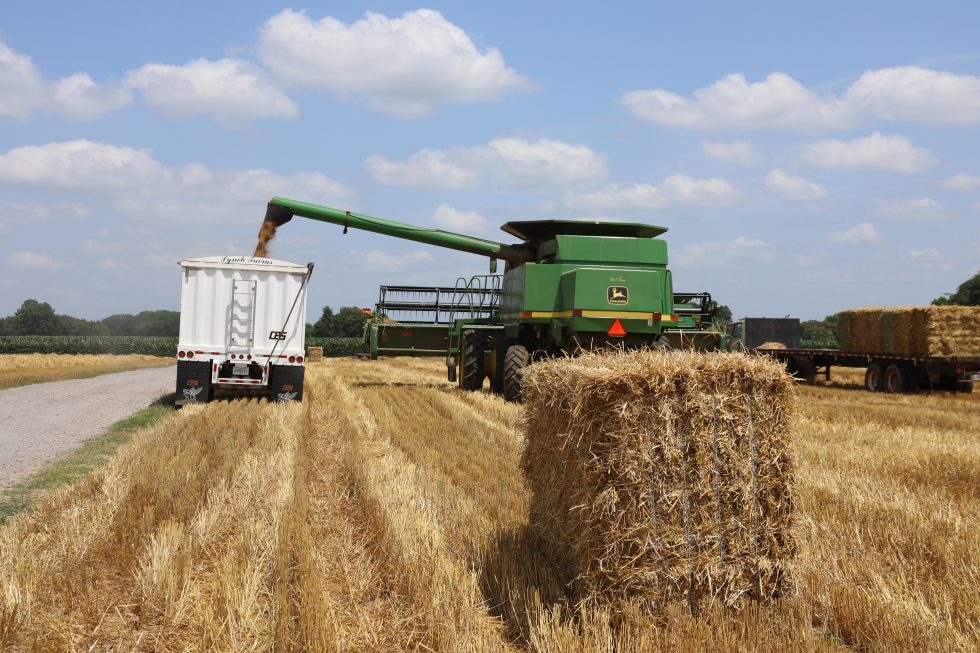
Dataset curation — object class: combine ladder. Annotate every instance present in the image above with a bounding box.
[229,279,257,355]
[445,274,501,373]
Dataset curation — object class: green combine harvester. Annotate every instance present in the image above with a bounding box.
[265,197,724,399]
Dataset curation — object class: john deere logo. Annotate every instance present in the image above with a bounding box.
[607,286,628,305]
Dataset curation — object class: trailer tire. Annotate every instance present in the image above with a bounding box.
[865,363,883,392]
[883,364,907,393]
[460,330,486,391]
[269,364,304,402]
[503,344,530,402]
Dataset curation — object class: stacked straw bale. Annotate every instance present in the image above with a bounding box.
[837,306,980,356]
[306,346,323,362]
[522,349,796,613]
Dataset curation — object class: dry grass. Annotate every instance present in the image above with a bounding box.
[0,353,173,389]
[0,357,976,651]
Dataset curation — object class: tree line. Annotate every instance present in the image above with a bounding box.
[3,272,975,338]
[0,299,369,338]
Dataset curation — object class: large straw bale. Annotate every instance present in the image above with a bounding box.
[522,350,796,613]
[837,306,980,356]
[306,346,323,362]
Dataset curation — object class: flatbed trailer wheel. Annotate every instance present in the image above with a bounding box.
[865,363,883,392]
[883,364,908,393]
[460,330,486,391]
[503,343,530,402]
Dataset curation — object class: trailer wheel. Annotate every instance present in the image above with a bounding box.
[503,344,530,402]
[460,330,486,391]
[883,364,909,393]
[865,363,883,392]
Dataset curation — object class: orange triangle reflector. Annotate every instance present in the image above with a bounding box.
[607,319,626,337]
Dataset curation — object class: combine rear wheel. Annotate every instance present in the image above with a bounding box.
[865,363,883,392]
[490,335,507,395]
[460,330,486,391]
[503,344,530,402]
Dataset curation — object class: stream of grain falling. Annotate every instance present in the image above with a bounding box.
[253,220,278,258]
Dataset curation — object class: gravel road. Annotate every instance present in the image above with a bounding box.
[0,366,175,492]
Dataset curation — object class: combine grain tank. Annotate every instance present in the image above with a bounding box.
[175,256,313,405]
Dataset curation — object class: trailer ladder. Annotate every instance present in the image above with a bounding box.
[229,279,257,352]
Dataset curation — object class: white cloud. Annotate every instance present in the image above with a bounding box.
[367,138,606,189]
[6,250,62,270]
[908,248,952,273]
[0,199,90,221]
[844,66,980,125]
[872,197,947,220]
[124,58,297,125]
[52,73,132,120]
[940,173,980,192]
[258,9,531,117]
[431,204,485,231]
[367,149,481,190]
[0,140,353,223]
[621,66,980,130]
[0,39,132,120]
[909,248,940,260]
[804,132,936,173]
[564,174,737,212]
[674,237,770,268]
[829,222,883,245]
[357,249,433,271]
[702,141,763,166]
[764,168,828,201]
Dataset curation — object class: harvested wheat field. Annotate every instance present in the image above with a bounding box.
[0,357,977,652]
[0,354,173,389]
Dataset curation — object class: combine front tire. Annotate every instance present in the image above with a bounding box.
[503,344,530,402]
[460,330,486,391]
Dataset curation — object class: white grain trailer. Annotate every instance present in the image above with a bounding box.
[176,256,313,405]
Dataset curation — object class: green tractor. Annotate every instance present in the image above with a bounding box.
[265,197,723,399]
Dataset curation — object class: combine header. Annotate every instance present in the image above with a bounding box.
[264,197,721,399]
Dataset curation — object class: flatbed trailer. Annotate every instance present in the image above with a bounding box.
[755,346,980,393]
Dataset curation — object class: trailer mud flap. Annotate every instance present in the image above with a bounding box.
[269,364,304,402]
[176,360,212,406]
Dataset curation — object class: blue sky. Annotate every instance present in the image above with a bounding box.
[0,1,977,320]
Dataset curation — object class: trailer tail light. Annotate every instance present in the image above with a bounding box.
[607,319,626,337]
[178,351,185,358]
[186,351,194,358]
[288,355,296,363]
[247,354,252,360]
[296,356,304,364]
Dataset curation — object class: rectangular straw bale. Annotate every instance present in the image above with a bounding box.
[837,306,980,356]
[522,350,796,613]
[306,346,323,362]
